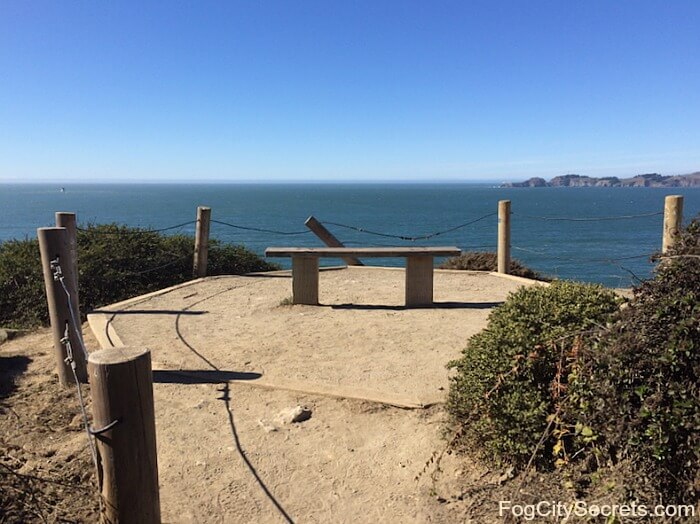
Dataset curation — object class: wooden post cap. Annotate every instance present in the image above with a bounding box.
[88,346,151,366]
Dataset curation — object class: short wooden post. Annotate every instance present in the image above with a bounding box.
[193,206,211,278]
[55,212,79,305]
[405,256,434,306]
[662,195,684,253]
[38,227,87,386]
[292,255,319,305]
[497,200,511,274]
[88,347,160,523]
[304,216,363,266]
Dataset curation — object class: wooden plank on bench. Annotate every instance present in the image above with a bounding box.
[265,246,461,258]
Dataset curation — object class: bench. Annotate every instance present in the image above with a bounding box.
[264,246,461,306]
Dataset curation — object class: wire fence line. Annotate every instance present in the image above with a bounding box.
[321,212,497,241]
[77,220,196,234]
[51,258,102,513]
[113,254,193,277]
[512,211,664,222]
[210,219,311,236]
[5,206,688,285]
[511,245,656,264]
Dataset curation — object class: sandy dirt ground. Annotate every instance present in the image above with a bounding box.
[1,328,100,522]
[3,268,540,523]
[89,267,527,407]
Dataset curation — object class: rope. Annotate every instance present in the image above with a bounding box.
[321,212,497,242]
[77,220,196,234]
[62,330,103,514]
[511,246,654,264]
[513,211,663,222]
[51,260,89,362]
[659,254,700,259]
[52,258,103,512]
[115,254,191,276]
[211,219,311,236]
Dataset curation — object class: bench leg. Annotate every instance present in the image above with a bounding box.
[405,256,433,307]
[292,256,319,305]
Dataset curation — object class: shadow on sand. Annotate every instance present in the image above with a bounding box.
[329,301,504,311]
[152,369,261,384]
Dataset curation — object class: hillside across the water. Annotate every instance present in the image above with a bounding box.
[501,171,700,188]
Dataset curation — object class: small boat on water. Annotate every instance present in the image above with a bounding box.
[60,187,65,192]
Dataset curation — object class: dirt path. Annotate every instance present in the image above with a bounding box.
[3,269,540,522]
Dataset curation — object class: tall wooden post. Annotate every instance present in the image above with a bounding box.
[193,206,211,278]
[55,212,79,305]
[304,216,363,266]
[662,195,684,253]
[88,347,160,524]
[37,227,87,386]
[497,200,511,274]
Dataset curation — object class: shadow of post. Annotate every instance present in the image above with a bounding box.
[152,370,261,384]
[0,355,32,413]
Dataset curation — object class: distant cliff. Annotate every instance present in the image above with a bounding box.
[501,172,700,188]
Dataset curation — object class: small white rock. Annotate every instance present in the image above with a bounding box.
[275,405,312,425]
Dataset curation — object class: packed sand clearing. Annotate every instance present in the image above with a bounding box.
[3,267,538,522]
[89,267,528,407]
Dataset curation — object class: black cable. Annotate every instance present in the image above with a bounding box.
[513,211,663,222]
[77,220,196,234]
[211,219,311,236]
[512,246,654,264]
[322,212,497,241]
[114,255,191,276]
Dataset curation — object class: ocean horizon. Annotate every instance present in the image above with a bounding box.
[1,182,698,288]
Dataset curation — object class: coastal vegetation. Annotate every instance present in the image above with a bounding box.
[0,224,278,329]
[446,216,700,505]
[447,281,621,466]
[439,251,548,281]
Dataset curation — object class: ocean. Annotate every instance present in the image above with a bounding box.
[1,183,698,287]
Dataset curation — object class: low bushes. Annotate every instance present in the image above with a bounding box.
[447,216,700,505]
[0,224,278,329]
[439,251,548,281]
[569,217,700,501]
[447,281,621,467]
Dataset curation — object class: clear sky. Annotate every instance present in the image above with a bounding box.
[1,1,699,182]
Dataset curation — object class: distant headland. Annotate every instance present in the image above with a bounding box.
[501,172,700,188]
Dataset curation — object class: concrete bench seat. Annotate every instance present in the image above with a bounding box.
[265,246,461,306]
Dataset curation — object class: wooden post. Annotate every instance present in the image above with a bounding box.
[304,216,363,266]
[55,212,79,305]
[497,200,511,274]
[37,227,87,386]
[292,256,319,305]
[88,347,160,523]
[193,206,211,278]
[405,256,434,306]
[662,195,684,253]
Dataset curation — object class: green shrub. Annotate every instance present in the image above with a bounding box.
[0,238,47,328]
[0,224,278,329]
[569,217,700,501]
[447,281,621,467]
[439,251,549,281]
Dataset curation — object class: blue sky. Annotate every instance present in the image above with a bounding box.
[1,1,699,182]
